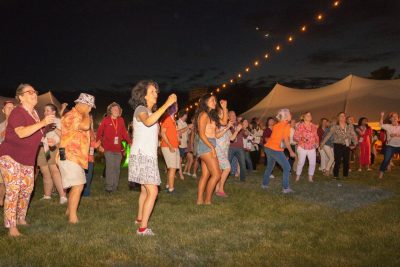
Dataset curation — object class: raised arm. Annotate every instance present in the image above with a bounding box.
[379,112,385,126]
[230,124,242,141]
[219,100,228,126]
[138,94,176,127]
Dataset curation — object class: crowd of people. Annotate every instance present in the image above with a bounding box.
[0,82,399,237]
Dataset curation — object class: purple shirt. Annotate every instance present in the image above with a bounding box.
[0,106,44,166]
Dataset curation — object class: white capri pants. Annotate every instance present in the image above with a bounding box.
[296,146,317,176]
[322,145,334,171]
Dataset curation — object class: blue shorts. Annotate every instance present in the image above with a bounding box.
[179,147,187,157]
[197,138,216,156]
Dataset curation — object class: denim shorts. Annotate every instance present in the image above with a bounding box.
[179,147,187,157]
[197,138,216,156]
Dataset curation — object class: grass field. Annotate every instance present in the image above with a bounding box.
[0,158,399,267]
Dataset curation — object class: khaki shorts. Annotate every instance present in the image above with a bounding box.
[161,147,180,169]
[58,159,86,189]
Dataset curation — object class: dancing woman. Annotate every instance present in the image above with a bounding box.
[128,80,176,236]
[196,94,228,205]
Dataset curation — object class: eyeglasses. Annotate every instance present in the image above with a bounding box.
[21,90,38,96]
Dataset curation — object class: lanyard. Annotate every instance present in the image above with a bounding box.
[111,118,118,134]
[22,106,44,135]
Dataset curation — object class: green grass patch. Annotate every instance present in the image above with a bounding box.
[0,159,399,266]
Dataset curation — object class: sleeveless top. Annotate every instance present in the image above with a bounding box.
[131,105,159,158]
[198,112,216,138]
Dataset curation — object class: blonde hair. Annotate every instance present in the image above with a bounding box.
[276,108,291,122]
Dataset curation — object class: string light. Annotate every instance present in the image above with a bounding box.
[210,92,213,95]
[185,1,343,111]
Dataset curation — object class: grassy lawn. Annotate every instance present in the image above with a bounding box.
[0,158,399,267]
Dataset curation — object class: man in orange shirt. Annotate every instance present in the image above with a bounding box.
[58,93,95,223]
[160,104,180,193]
[262,109,296,193]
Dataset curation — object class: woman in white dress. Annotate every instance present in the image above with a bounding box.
[128,80,177,236]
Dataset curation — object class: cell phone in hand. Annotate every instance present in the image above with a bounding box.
[59,147,66,161]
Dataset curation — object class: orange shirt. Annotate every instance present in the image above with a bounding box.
[60,108,90,169]
[265,121,290,151]
[160,115,179,148]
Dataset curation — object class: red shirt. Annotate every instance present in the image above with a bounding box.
[0,106,44,166]
[96,116,131,153]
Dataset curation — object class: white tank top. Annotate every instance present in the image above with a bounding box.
[130,105,159,158]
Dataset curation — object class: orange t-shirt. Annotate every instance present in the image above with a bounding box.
[160,115,179,148]
[265,121,290,151]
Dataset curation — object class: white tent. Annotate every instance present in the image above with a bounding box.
[241,75,400,125]
[0,91,61,122]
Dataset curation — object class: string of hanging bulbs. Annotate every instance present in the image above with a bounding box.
[185,0,342,112]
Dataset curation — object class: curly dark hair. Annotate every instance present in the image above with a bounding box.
[128,80,159,112]
[194,93,221,134]
[358,117,370,127]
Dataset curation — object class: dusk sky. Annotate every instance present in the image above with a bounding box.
[1,0,399,96]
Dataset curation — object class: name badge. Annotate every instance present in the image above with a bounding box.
[114,136,119,145]
[89,147,94,156]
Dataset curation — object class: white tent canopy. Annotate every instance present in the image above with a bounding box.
[0,91,61,122]
[241,75,400,124]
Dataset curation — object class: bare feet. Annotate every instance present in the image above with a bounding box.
[69,215,79,224]
[295,176,300,182]
[378,171,384,179]
[196,201,204,205]
[17,220,28,226]
[9,227,22,237]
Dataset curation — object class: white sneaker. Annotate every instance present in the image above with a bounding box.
[192,173,197,178]
[41,196,51,200]
[136,228,155,236]
[269,174,275,179]
[60,196,68,205]
[282,188,295,194]
[261,184,269,190]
